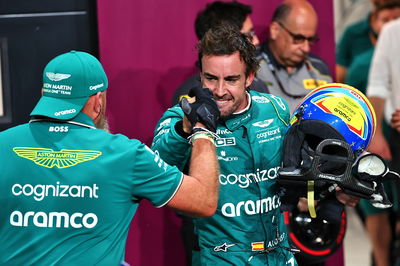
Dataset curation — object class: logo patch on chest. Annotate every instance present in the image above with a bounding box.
[214,243,236,252]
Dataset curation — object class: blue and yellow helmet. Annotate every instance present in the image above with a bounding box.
[290,83,376,155]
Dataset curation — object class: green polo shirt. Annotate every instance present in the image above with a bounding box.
[344,48,374,94]
[336,15,373,68]
[0,113,183,265]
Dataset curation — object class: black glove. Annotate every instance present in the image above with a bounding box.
[179,86,220,132]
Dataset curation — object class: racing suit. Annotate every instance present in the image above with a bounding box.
[152,90,297,265]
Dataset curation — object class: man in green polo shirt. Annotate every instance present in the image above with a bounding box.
[0,51,220,265]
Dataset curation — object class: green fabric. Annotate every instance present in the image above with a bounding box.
[336,15,373,68]
[0,112,182,265]
[152,91,297,265]
[344,48,374,94]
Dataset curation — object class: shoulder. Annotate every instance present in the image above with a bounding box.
[250,91,289,116]
[159,105,184,120]
[308,54,331,77]
[249,77,269,93]
[380,19,400,39]
[343,17,370,36]
[0,123,29,140]
[385,18,400,31]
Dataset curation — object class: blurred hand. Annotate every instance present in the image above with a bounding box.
[297,197,316,212]
[335,187,360,207]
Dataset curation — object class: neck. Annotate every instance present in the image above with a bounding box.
[286,66,295,74]
[233,92,251,115]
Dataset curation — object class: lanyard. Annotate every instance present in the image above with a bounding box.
[29,118,96,129]
[261,52,319,99]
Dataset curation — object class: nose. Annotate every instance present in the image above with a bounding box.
[300,40,311,53]
[252,35,260,46]
[212,80,225,97]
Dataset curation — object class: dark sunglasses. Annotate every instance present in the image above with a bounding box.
[277,21,319,46]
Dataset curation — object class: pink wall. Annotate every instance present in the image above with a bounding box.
[97,1,339,265]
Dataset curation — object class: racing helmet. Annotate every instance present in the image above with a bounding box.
[290,83,376,155]
[278,83,376,203]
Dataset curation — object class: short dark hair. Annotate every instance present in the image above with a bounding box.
[198,23,259,77]
[271,2,292,23]
[195,1,252,40]
[375,0,400,14]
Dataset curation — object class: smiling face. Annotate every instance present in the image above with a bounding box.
[200,51,254,118]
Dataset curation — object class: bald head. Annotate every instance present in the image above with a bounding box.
[273,0,318,31]
[269,0,319,70]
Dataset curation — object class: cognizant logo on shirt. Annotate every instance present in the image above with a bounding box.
[219,167,279,188]
[9,182,100,228]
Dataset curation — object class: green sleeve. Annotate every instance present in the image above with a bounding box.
[131,142,183,207]
[151,105,191,171]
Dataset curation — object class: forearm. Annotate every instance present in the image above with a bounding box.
[187,137,219,216]
[166,137,219,217]
[161,87,220,216]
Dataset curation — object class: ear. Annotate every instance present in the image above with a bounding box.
[94,92,103,113]
[245,72,255,88]
[81,92,102,119]
[270,21,280,40]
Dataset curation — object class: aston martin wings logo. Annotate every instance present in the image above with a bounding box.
[46,72,71,81]
[13,147,102,168]
[252,119,274,128]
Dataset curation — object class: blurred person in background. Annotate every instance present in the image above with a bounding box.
[366,17,400,266]
[336,0,390,84]
[257,0,332,113]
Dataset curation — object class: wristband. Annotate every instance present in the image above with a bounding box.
[188,131,216,145]
[190,133,215,145]
[192,126,219,139]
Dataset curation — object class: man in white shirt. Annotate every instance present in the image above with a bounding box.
[366,18,400,266]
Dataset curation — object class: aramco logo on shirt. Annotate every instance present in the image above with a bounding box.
[221,195,281,217]
[13,147,102,168]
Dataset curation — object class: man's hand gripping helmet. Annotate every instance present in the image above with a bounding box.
[278,83,398,214]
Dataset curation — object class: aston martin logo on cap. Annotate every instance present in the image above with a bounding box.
[46,72,71,82]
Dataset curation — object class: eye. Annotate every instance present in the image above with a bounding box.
[204,74,217,81]
[225,77,240,84]
[293,35,306,43]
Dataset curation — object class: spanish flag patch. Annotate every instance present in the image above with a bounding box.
[251,242,264,251]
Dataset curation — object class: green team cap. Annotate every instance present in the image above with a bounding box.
[30,50,108,120]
